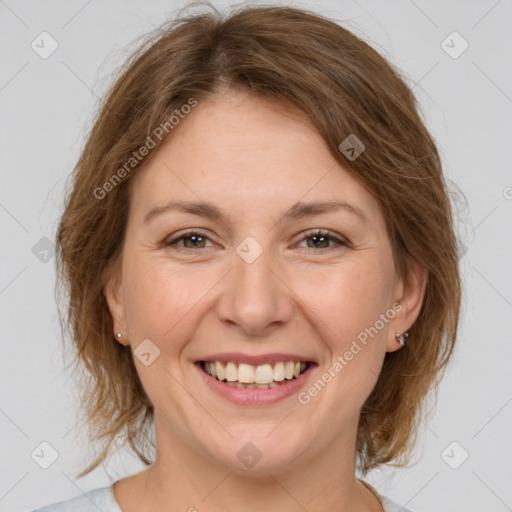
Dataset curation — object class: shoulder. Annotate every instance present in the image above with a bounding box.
[28,484,122,512]
[358,479,415,512]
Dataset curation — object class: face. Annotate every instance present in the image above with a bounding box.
[105,90,425,475]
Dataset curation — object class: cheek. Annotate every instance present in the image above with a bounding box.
[122,255,223,347]
[294,257,393,353]
[293,260,394,418]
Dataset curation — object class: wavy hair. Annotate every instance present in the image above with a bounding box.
[55,3,462,477]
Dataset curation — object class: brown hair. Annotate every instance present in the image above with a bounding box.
[56,2,462,477]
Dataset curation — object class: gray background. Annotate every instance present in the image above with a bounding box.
[1,1,511,511]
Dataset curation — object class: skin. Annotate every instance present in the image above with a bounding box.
[105,89,427,512]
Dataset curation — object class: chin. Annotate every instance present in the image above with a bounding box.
[204,433,307,476]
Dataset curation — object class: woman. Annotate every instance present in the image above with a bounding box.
[32,3,461,511]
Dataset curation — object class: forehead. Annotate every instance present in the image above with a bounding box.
[128,91,383,227]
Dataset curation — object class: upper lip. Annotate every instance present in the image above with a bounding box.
[197,353,317,366]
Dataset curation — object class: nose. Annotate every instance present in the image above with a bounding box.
[216,245,296,337]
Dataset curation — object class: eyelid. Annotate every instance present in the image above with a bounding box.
[164,228,215,247]
[294,229,348,249]
[164,228,349,250]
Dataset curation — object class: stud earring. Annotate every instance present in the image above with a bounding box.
[116,333,122,339]
[396,331,409,347]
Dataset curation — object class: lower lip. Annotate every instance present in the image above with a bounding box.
[194,362,316,405]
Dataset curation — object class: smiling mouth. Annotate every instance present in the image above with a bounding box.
[198,360,312,389]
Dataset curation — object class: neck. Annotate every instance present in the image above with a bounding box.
[120,413,382,512]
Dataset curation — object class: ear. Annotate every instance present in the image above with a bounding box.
[387,256,428,353]
[103,260,129,347]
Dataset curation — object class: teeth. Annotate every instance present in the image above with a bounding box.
[226,381,281,389]
[215,361,225,381]
[225,362,238,382]
[285,362,294,380]
[274,362,285,381]
[238,363,255,383]
[202,360,309,384]
[255,364,274,384]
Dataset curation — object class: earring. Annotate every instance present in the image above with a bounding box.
[396,331,409,347]
[116,333,122,339]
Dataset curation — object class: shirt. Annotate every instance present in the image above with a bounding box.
[29,479,413,512]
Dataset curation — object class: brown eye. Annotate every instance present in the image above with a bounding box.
[165,230,213,249]
[181,234,207,248]
[307,233,330,249]
[297,230,348,251]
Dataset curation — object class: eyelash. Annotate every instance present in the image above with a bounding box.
[164,229,348,252]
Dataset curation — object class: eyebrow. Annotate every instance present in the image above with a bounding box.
[143,199,368,225]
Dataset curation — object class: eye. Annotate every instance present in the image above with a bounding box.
[164,230,214,249]
[163,229,348,251]
[295,229,348,251]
